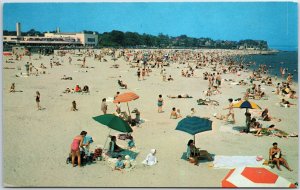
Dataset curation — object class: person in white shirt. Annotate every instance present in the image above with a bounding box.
[142,149,157,166]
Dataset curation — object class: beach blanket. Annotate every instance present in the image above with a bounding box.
[213,156,265,169]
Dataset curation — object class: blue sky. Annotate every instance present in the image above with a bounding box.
[3,2,298,50]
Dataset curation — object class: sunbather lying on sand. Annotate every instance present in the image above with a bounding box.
[198,98,219,106]
[61,75,72,80]
[280,99,296,107]
[9,83,23,93]
[261,108,281,122]
[167,94,193,98]
[63,88,71,93]
[286,90,298,99]
[267,125,288,138]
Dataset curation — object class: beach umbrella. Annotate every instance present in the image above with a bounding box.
[175,116,212,143]
[93,114,133,150]
[93,114,133,133]
[233,100,261,112]
[113,92,139,117]
[222,167,296,188]
[232,100,261,109]
[232,100,261,128]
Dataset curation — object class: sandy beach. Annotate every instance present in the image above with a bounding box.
[3,49,298,187]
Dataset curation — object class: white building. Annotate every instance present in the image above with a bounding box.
[3,23,98,47]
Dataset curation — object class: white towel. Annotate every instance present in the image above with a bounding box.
[213,156,265,169]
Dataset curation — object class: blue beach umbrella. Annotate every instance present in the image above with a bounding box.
[175,116,212,143]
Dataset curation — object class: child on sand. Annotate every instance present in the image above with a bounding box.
[115,155,124,171]
[127,136,135,149]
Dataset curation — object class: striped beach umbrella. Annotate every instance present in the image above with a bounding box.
[232,100,261,110]
[222,167,296,188]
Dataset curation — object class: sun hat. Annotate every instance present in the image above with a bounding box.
[151,149,156,154]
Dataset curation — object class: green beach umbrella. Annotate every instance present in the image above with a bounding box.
[92,114,133,133]
[93,114,133,151]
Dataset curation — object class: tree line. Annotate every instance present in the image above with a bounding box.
[3,29,269,49]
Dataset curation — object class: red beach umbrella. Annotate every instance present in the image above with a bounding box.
[222,167,296,188]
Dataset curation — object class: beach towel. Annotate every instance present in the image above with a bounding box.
[213,156,265,169]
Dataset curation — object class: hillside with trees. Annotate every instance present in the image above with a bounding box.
[3,29,269,50]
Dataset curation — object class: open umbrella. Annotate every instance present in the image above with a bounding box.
[222,167,296,188]
[93,114,132,150]
[113,92,139,117]
[233,100,261,110]
[233,100,261,129]
[93,114,133,133]
[175,116,212,143]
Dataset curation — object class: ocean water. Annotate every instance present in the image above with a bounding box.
[242,51,298,82]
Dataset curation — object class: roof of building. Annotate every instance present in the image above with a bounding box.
[48,32,79,35]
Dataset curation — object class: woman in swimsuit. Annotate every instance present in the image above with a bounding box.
[157,94,163,113]
[70,131,87,167]
[269,142,292,171]
[224,98,235,123]
[35,91,41,110]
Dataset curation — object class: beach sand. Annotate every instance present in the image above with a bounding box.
[3,49,298,187]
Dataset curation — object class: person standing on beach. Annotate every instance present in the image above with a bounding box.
[137,68,141,81]
[68,57,72,64]
[157,95,164,113]
[101,98,108,114]
[35,91,42,110]
[216,73,222,87]
[83,57,86,68]
[223,98,235,123]
[142,69,146,80]
[70,131,86,167]
[25,62,30,76]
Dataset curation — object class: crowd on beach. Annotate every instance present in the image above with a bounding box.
[5,47,298,174]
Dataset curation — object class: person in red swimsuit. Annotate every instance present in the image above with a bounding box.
[70,131,87,167]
